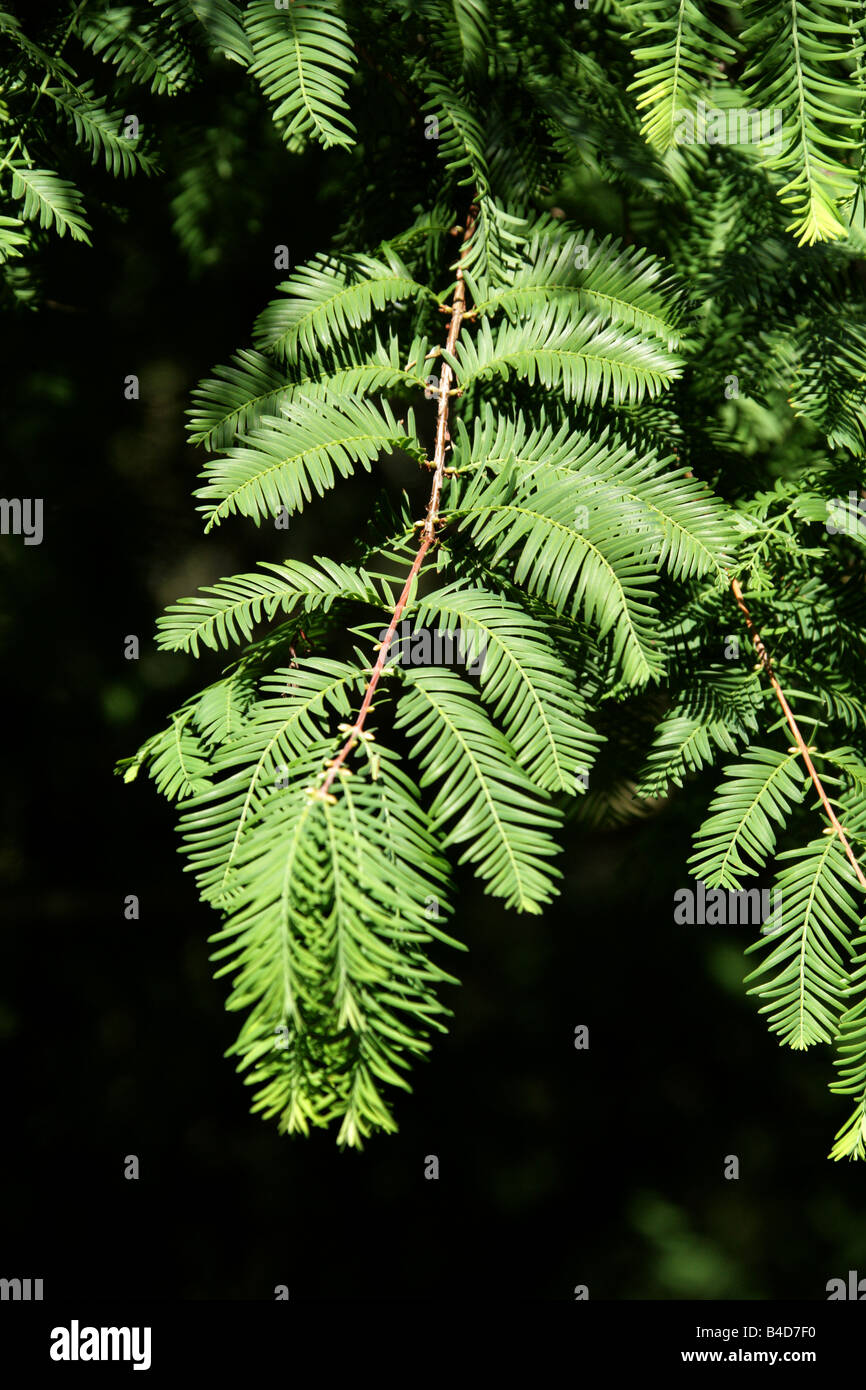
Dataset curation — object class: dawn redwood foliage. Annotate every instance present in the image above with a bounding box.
[5,0,866,1157]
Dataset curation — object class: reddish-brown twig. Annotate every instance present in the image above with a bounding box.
[314,208,477,800]
[731,577,866,889]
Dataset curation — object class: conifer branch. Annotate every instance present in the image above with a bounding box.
[731,577,866,890]
[315,207,477,799]
[102,0,866,1152]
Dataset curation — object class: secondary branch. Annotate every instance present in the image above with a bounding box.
[731,576,866,889]
[314,208,477,800]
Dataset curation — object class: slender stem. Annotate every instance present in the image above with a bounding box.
[422,216,473,540]
[315,207,477,799]
[731,577,866,889]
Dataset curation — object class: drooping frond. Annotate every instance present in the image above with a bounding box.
[459,198,529,299]
[420,74,490,193]
[451,466,665,685]
[187,335,434,449]
[195,395,422,530]
[187,349,290,450]
[745,834,862,1048]
[452,407,736,583]
[395,666,562,912]
[191,669,259,746]
[179,659,369,906]
[9,166,90,241]
[120,708,213,801]
[402,0,491,70]
[637,669,763,796]
[473,226,687,350]
[244,0,357,150]
[204,740,456,1147]
[451,304,683,405]
[253,251,432,363]
[151,0,254,66]
[830,921,866,1159]
[445,0,490,70]
[45,84,159,177]
[80,7,196,95]
[786,313,866,455]
[740,0,863,244]
[688,746,806,889]
[0,216,29,263]
[627,0,738,151]
[156,557,384,655]
[412,582,603,792]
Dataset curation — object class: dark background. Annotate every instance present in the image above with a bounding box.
[1,108,865,1305]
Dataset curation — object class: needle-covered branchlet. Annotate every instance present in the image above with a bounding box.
[314,208,477,801]
[731,576,866,889]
